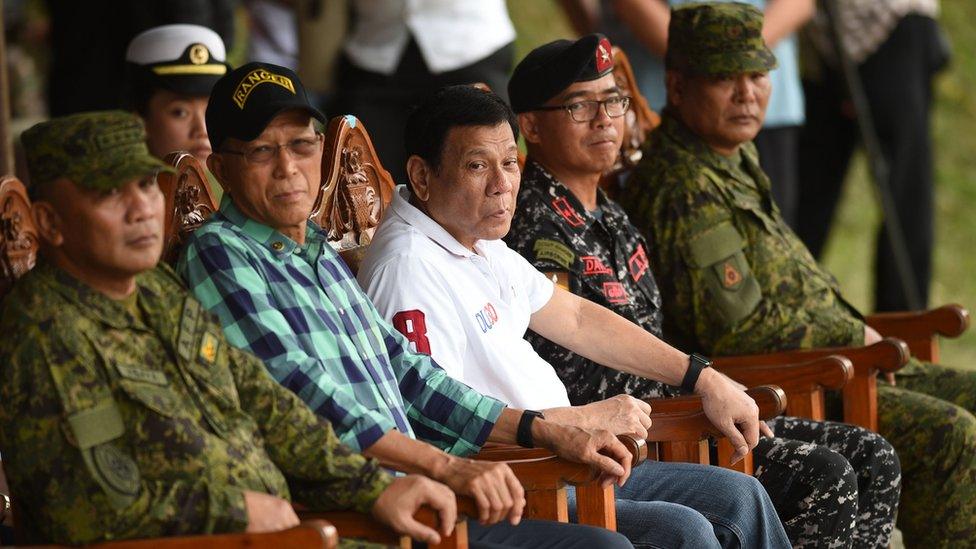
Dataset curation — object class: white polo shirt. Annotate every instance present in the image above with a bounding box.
[358,186,571,410]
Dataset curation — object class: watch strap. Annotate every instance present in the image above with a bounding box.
[516,410,545,448]
[681,353,712,393]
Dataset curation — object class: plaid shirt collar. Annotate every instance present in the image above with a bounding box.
[218,194,326,261]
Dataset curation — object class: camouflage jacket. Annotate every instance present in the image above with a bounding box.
[0,260,391,545]
[506,159,678,404]
[619,110,865,356]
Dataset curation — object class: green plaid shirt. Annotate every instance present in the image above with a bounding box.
[177,197,505,455]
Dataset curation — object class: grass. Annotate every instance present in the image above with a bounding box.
[508,0,976,367]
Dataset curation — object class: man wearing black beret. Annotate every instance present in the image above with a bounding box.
[505,28,899,548]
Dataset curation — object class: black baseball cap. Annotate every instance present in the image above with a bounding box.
[206,62,326,150]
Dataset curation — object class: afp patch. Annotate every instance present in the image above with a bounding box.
[92,444,140,497]
[596,37,614,73]
[722,260,743,289]
[534,239,576,270]
[199,332,220,364]
[603,282,629,304]
[551,197,586,228]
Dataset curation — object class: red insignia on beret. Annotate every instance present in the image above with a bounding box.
[596,38,614,73]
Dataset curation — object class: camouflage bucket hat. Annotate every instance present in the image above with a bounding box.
[21,111,173,195]
[665,2,777,76]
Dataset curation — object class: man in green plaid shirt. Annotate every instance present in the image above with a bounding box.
[179,62,638,546]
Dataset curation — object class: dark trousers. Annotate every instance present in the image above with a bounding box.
[331,39,515,185]
[796,15,947,311]
[755,126,801,229]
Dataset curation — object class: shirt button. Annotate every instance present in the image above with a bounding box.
[271,241,284,251]
[338,308,346,315]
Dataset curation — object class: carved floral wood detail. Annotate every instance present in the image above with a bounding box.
[611,47,661,174]
[159,152,218,263]
[0,178,38,299]
[313,116,395,255]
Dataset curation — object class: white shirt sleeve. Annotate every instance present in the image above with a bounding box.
[359,256,469,379]
[502,244,555,314]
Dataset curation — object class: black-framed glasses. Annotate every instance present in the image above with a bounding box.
[221,133,324,165]
[535,96,631,123]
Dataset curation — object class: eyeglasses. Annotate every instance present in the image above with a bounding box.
[221,133,324,165]
[535,96,631,123]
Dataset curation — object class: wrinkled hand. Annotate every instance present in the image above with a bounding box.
[581,395,653,439]
[536,421,632,487]
[696,369,770,464]
[243,490,300,533]
[431,456,524,525]
[372,475,457,545]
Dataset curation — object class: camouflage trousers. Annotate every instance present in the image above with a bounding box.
[755,416,901,549]
[878,361,976,548]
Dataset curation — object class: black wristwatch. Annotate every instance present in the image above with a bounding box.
[680,353,713,393]
[516,410,545,448]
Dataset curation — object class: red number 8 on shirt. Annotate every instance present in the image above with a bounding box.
[392,309,432,355]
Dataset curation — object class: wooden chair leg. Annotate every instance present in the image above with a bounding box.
[575,483,616,531]
[524,486,569,523]
[843,373,879,431]
[715,438,753,475]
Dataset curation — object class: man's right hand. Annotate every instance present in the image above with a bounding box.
[243,490,300,533]
[372,475,458,545]
[534,421,632,487]
[546,394,652,439]
[695,368,770,464]
[430,456,525,525]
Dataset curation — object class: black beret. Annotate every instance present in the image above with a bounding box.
[508,33,615,114]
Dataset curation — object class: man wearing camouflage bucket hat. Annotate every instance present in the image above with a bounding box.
[504,24,899,548]
[619,2,976,547]
[0,111,470,545]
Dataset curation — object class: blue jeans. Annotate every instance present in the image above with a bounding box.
[568,460,790,549]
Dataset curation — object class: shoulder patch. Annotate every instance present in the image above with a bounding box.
[543,271,570,291]
[533,239,575,270]
[686,221,745,268]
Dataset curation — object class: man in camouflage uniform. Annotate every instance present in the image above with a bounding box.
[619,3,976,547]
[0,111,460,547]
[505,27,900,548]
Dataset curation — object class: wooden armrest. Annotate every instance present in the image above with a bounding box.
[643,385,787,442]
[475,434,647,469]
[32,521,339,549]
[867,304,970,339]
[717,355,853,392]
[867,304,970,362]
[298,498,477,548]
[713,338,909,376]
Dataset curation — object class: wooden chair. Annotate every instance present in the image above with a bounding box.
[0,177,37,299]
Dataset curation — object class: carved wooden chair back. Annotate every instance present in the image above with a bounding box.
[0,177,39,301]
[311,114,396,275]
[157,152,220,264]
[601,47,661,196]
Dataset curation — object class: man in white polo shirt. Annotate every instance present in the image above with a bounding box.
[357,84,791,549]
